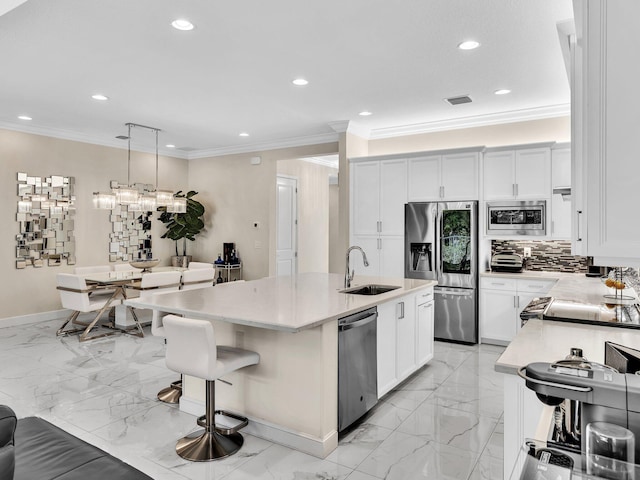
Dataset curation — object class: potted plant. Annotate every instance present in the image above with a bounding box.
[158,190,205,267]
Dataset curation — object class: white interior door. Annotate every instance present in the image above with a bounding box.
[276,176,298,276]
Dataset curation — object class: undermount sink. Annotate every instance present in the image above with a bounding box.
[340,284,400,296]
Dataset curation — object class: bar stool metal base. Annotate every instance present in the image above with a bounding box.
[157,379,182,404]
[176,429,244,461]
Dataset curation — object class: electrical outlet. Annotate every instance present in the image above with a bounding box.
[523,247,532,258]
[254,240,262,249]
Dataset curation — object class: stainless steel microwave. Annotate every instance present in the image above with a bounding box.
[486,200,546,236]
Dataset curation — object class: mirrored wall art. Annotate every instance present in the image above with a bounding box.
[16,173,76,269]
[107,181,153,262]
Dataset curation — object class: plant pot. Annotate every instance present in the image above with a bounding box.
[171,255,192,268]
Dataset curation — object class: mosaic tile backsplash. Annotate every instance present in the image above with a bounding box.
[492,240,588,273]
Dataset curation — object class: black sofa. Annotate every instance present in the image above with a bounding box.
[0,405,152,480]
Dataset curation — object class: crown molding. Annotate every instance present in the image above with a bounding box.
[300,155,339,169]
[0,121,190,159]
[328,120,349,133]
[187,131,339,159]
[368,103,571,139]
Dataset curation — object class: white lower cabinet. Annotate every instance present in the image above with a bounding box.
[416,294,434,366]
[377,287,434,398]
[480,277,556,345]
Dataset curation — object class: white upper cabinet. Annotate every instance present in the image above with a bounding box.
[351,159,407,236]
[407,150,480,201]
[483,146,551,201]
[551,145,572,239]
[351,161,380,236]
[572,0,640,265]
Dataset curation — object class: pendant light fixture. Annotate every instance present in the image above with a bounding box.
[94,122,178,210]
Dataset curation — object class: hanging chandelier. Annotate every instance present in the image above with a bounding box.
[93,123,185,212]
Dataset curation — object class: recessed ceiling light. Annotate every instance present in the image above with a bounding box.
[239,132,249,137]
[91,94,109,101]
[458,40,480,50]
[171,19,194,31]
[292,78,309,86]
[359,111,373,116]
[18,115,32,121]
[494,89,511,95]
[166,144,176,148]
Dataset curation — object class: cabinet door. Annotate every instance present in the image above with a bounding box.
[551,146,572,240]
[350,236,380,277]
[416,298,434,367]
[396,296,417,381]
[479,289,517,345]
[378,236,405,278]
[407,156,441,201]
[483,151,516,200]
[515,148,551,199]
[351,162,380,236]
[377,300,398,398]
[379,159,407,235]
[441,152,479,200]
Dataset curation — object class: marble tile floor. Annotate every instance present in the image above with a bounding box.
[0,318,505,480]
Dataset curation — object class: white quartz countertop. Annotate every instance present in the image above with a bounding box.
[495,318,640,374]
[482,270,638,305]
[124,272,436,333]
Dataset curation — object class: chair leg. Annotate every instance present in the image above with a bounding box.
[157,377,182,404]
[79,291,121,342]
[56,311,84,336]
[175,380,244,461]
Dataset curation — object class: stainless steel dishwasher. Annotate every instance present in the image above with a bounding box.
[338,306,378,432]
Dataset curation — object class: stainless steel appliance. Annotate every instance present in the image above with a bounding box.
[405,201,478,343]
[338,307,377,432]
[519,348,640,465]
[491,252,524,273]
[486,200,546,236]
[519,297,640,329]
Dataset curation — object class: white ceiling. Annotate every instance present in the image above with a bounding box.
[0,0,573,159]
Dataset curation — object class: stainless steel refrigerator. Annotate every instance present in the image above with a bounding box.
[405,202,478,343]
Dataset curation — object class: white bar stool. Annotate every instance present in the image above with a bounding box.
[163,315,260,461]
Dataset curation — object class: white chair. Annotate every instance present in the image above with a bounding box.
[188,262,213,270]
[73,265,111,275]
[126,271,182,337]
[163,315,260,461]
[181,268,216,291]
[56,273,122,342]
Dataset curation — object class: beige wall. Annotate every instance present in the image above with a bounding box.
[277,159,338,274]
[0,128,188,319]
[187,143,338,281]
[367,116,571,156]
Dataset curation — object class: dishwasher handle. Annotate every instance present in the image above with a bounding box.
[339,313,377,331]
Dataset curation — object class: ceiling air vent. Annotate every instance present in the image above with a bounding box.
[445,95,472,106]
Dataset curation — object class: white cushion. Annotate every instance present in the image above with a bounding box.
[188,262,213,270]
[163,315,259,381]
[56,273,121,313]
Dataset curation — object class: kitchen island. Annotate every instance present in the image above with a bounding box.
[125,272,436,457]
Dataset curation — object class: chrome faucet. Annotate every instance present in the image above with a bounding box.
[345,246,369,288]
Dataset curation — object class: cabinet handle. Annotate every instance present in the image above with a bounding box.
[398,301,405,319]
[576,211,583,242]
[378,238,382,250]
[515,183,519,197]
[512,184,516,197]
[491,282,505,286]
[514,295,517,308]
[517,296,520,308]
[441,186,445,198]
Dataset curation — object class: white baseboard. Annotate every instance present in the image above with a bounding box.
[0,309,69,328]
[178,397,338,458]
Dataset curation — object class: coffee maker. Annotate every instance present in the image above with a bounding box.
[586,256,611,278]
[519,349,640,466]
